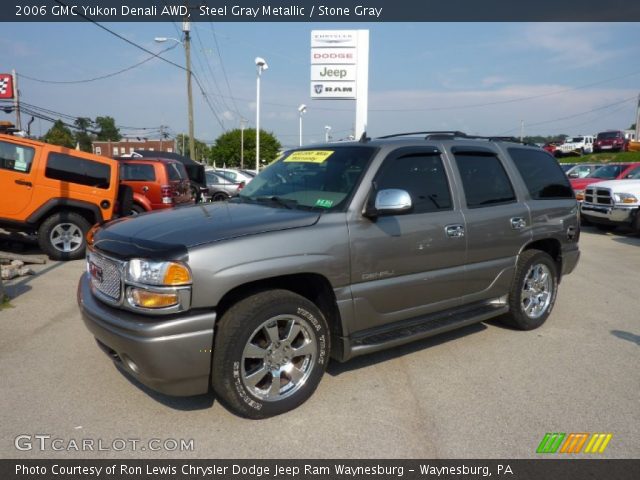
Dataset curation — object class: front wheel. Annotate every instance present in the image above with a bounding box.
[212,290,330,419]
[502,250,558,330]
[38,212,91,261]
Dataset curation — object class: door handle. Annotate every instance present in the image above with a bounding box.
[14,179,32,187]
[510,217,527,230]
[445,224,465,238]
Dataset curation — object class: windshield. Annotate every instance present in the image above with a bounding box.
[597,131,620,140]
[588,165,623,179]
[237,146,376,211]
[625,166,640,179]
[569,137,584,143]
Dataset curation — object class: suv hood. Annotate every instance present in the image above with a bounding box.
[93,202,321,260]
[585,179,640,191]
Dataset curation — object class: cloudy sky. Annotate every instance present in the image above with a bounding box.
[2,22,639,147]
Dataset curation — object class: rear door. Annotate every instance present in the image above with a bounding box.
[347,147,467,332]
[448,146,532,300]
[0,138,37,217]
[166,161,192,204]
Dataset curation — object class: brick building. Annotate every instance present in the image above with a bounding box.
[92,138,175,158]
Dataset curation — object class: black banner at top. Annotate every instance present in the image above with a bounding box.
[4,0,640,22]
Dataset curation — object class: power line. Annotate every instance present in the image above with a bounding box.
[205,18,242,117]
[17,44,178,85]
[53,0,225,131]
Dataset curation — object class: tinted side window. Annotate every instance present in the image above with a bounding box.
[508,148,574,199]
[167,163,183,181]
[453,153,516,208]
[45,153,110,189]
[0,140,35,173]
[375,153,452,214]
[121,163,156,181]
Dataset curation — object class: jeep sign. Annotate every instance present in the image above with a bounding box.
[311,65,357,81]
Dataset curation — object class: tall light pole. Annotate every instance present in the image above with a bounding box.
[240,118,248,169]
[255,57,268,173]
[155,23,195,161]
[298,104,307,147]
[325,125,332,143]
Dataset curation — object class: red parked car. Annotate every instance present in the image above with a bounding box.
[118,157,194,214]
[593,130,629,153]
[570,162,640,201]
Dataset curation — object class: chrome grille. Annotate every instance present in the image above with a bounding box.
[87,251,122,301]
[584,187,612,206]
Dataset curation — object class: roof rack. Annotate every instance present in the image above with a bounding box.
[376,131,532,145]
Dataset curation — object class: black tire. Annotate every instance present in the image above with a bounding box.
[502,250,558,331]
[190,184,201,203]
[38,212,91,261]
[633,213,640,236]
[211,192,229,202]
[129,204,146,216]
[212,290,330,419]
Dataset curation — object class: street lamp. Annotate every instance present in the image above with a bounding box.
[240,118,248,170]
[324,125,332,143]
[255,57,268,173]
[155,26,195,161]
[298,104,307,147]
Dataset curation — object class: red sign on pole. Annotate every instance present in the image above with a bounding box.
[0,74,14,99]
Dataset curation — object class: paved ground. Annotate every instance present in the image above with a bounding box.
[1,227,638,459]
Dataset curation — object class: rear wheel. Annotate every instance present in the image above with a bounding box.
[38,212,91,261]
[212,290,330,419]
[211,192,229,202]
[502,250,558,330]
[129,204,146,216]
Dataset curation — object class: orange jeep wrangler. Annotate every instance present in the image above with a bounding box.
[0,133,128,260]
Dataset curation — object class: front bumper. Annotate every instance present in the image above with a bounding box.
[581,203,638,225]
[77,273,216,396]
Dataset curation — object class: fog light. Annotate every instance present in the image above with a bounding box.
[127,287,179,309]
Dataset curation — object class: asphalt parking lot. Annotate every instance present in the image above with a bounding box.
[1,228,638,459]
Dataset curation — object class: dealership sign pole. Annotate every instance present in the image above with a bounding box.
[310,30,369,140]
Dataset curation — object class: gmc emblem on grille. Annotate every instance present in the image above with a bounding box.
[88,261,103,283]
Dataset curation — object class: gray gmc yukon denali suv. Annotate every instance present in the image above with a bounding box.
[78,132,580,418]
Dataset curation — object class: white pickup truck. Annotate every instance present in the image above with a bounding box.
[557,135,595,156]
[581,177,640,232]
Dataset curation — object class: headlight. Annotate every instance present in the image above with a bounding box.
[613,193,638,204]
[574,190,585,201]
[126,259,192,286]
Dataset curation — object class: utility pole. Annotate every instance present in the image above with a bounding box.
[635,93,640,141]
[183,11,195,160]
[12,70,21,131]
[520,120,524,142]
[240,118,247,169]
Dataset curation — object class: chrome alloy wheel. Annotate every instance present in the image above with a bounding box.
[50,223,83,253]
[521,263,553,319]
[241,314,317,402]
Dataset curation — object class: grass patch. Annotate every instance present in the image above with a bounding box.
[0,294,12,309]
[559,151,640,164]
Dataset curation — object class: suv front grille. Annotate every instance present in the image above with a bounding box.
[87,251,122,301]
[584,187,613,206]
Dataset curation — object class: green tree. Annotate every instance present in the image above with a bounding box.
[43,120,75,148]
[210,128,281,168]
[95,116,121,141]
[175,134,211,162]
[74,117,94,153]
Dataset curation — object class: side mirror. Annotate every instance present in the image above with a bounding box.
[365,189,412,218]
[568,172,579,178]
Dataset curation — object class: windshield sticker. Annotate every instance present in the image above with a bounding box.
[284,150,334,163]
[315,198,334,208]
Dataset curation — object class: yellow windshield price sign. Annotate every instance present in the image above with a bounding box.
[284,150,334,163]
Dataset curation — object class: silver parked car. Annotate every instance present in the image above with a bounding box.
[204,170,244,201]
[78,132,580,419]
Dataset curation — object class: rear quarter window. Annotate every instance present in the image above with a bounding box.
[508,148,574,199]
[453,152,516,208]
[121,163,156,181]
[0,140,35,173]
[45,152,111,189]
